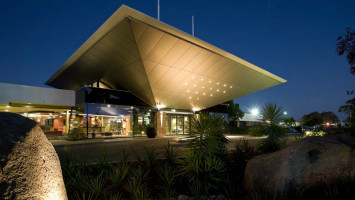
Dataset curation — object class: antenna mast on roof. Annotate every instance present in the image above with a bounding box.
[157,0,160,21]
[192,16,194,36]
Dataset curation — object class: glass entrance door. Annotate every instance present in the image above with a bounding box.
[166,114,190,135]
[176,116,184,134]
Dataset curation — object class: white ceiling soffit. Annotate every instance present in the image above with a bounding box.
[46,5,286,110]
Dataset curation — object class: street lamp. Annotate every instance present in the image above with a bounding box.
[283,111,287,115]
[251,108,259,126]
[251,108,259,116]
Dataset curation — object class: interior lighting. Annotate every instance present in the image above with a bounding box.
[202,86,205,89]
[189,96,192,99]
[217,82,220,85]
[171,109,176,112]
[197,98,199,100]
[209,80,212,83]
[6,105,10,108]
[193,84,196,87]
[187,90,190,93]
[210,94,213,97]
[184,82,188,85]
[224,84,226,87]
[156,103,165,110]
[230,86,233,88]
[203,93,206,95]
[192,76,195,79]
[5,110,8,112]
[210,88,212,90]
[195,91,198,94]
[223,91,226,93]
[217,89,220,92]
[107,104,111,108]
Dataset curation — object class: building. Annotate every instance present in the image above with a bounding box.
[0,5,286,137]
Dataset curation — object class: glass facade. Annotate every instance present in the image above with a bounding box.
[27,112,67,136]
[166,114,191,135]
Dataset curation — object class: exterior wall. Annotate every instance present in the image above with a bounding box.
[157,111,166,137]
[0,83,75,106]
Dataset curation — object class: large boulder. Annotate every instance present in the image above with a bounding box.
[244,134,355,194]
[0,112,67,199]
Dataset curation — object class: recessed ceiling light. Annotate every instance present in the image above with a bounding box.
[195,91,198,94]
[224,84,226,87]
[202,86,205,89]
[184,82,188,85]
[210,88,212,90]
[210,94,213,96]
[209,80,212,83]
[217,82,220,85]
[203,93,206,95]
[192,76,195,79]
[223,91,226,93]
[189,96,192,99]
[217,89,220,92]
[193,84,197,87]
[197,98,199,100]
[230,86,233,88]
[5,110,8,112]
[6,105,10,108]
[201,78,204,81]
[187,90,190,93]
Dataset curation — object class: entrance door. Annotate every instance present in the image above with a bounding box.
[176,116,184,134]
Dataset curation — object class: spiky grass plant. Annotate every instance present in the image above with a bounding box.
[258,103,286,153]
[74,192,94,200]
[187,112,228,158]
[157,163,178,199]
[179,150,227,197]
[124,166,150,200]
[96,149,111,176]
[86,172,108,199]
[109,149,130,190]
[163,142,179,166]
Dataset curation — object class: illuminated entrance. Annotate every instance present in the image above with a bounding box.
[166,114,191,135]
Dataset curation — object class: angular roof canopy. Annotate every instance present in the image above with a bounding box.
[46,5,286,110]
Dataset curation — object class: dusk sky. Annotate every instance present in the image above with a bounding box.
[1,0,355,121]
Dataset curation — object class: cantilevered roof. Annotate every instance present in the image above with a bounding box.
[46,5,286,110]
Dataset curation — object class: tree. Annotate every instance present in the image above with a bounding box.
[320,111,339,124]
[258,103,286,152]
[227,100,244,127]
[339,97,355,127]
[336,28,355,75]
[284,117,296,126]
[302,112,323,127]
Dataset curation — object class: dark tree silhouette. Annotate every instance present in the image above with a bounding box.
[336,28,355,75]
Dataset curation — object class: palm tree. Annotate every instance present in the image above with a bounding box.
[258,103,286,152]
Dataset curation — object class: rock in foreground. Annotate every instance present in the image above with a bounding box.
[244,134,355,195]
[0,112,67,199]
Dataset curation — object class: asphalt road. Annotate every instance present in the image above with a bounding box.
[54,135,298,164]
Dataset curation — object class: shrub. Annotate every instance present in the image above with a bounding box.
[146,127,157,138]
[67,128,86,141]
[248,126,264,136]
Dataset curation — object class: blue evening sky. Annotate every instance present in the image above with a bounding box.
[1,0,355,121]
